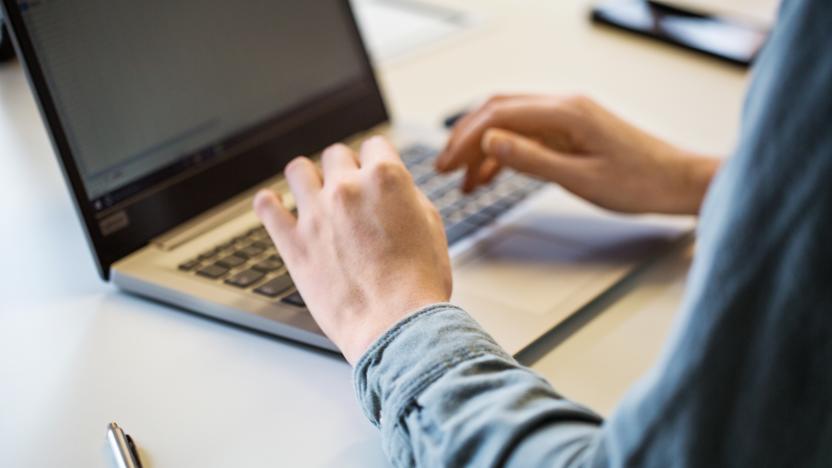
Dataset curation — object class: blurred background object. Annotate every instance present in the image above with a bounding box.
[0,10,16,62]
[661,0,779,25]
[350,0,476,63]
[591,0,769,66]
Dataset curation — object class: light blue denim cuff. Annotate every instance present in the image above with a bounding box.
[353,303,512,428]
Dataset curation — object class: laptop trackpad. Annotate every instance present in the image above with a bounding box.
[452,187,692,316]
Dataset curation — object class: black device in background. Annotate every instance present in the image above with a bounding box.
[591,0,768,66]
[0,10,15,61]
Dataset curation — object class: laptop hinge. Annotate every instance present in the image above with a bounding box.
[151,175,290,251]
[150,122,391,251]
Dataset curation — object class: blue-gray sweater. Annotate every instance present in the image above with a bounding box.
[354,0,832,465]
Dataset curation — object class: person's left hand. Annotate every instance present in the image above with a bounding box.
[253,137,452,365]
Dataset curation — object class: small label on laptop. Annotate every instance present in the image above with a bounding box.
[98,210,130,236]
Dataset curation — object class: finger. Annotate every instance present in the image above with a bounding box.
[478,158,503,186]
[321,143,359,182]
[436,106,496,172]
[482,128,587,187]
[462,158,483,193]
[463,157,503,192]
[253,189,297,249]
[436,94,537,172]
[358,135,404,167]
[464,157,502,192]
[441,104,488,155]
[438,94,531,168]
[284,157,322,212]
[436,96,574,173]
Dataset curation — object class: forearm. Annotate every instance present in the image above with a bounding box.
[353,304,605,467]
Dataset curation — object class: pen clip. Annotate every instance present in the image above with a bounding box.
[125,434,143,468]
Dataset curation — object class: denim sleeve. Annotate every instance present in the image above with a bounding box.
[353,304,604,467]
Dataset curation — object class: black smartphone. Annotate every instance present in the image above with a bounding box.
[591,0,768,66]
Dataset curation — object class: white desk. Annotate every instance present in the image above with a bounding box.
[0,1,749,466]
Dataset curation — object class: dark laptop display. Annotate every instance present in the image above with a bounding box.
[1,0,387,277]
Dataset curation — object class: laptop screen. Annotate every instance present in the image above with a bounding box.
[18,0,368,210]
[4,0,387,277]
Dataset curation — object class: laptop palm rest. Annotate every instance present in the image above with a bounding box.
[449,186,693,355]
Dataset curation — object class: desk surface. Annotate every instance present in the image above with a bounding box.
[0,1,749,466]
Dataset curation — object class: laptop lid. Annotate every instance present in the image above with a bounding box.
[1,0,387,279]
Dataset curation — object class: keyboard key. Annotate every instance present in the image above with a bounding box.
[399,143,545,249]
[253,274,294,298]
[178,259,200,271]
[474,200,513,220]
[252,258,283,272]
[238,244,265,258]
[224,269,265,288]
[401,144,435,165]
[281,291,306,307]
[196,264,229,279]
[217,254,246,268]
[448,211,467,225]
[420,177,445,194]
[445,222,477,245]
[197,248,220,261]
[413,172,434,186]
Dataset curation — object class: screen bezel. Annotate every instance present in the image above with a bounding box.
[1,0,388,279]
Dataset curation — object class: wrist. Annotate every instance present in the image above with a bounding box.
[677,152,720,215]
[341,292,450,365]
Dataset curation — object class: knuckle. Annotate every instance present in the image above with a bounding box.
[484,94,507,107]
[370,161,407,185]
[482,98,498,113]
[330,179,361,203]
[298,214,322,237]
[564,93,593,111]
[482,101,506,124]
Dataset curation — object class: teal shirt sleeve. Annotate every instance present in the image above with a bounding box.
[354,0,832,466]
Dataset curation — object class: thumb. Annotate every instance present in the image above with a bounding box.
[481,128,586,186]
[253,189,297,249]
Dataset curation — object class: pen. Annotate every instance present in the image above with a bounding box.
[443,108,469,129]
[106,422,143,468]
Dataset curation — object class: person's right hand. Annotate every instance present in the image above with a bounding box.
[436,94,720,215]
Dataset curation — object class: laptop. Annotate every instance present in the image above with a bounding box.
[2,0,693,356]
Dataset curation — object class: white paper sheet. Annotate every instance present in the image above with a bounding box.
[350,0,474,63]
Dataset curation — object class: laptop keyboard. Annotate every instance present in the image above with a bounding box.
[176,144,544,306]
[402,144,544,244]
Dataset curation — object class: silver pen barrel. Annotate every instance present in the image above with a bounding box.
[107,422,142,468]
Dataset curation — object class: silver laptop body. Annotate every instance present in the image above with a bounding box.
[4,0,692,356]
